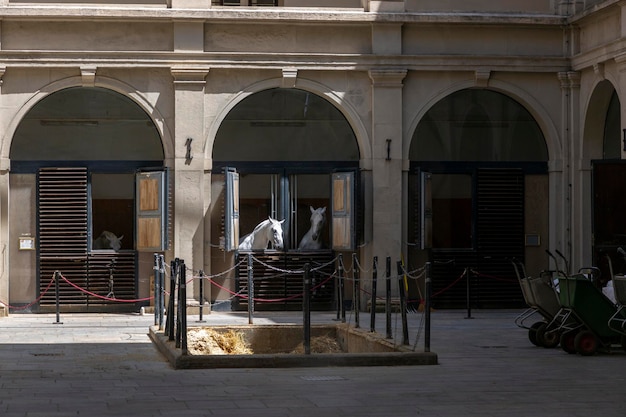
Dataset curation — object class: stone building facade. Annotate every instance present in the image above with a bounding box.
[0,0,624,314]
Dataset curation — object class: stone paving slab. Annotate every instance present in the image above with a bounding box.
[0,310,625,417]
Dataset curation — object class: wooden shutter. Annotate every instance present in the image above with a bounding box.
[224,168,240,251]
[136,170,167,251]
[331,172,355,251]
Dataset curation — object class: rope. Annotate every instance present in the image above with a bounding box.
[208,272,335,303]
[0,273,56,310]
[60,274,153,303]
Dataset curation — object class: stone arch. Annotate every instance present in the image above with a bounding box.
[3,75,171,161]
[582,78,619,160]
[406,79,558,162]
[205,77,369,162]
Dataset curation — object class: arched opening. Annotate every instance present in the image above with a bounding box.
[210,87,359,311]
[409,88,548,308]
[588,82,623,284]
[9,87,165,312]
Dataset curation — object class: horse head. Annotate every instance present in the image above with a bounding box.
[309,206,327,241]
[267,217,285,250]
[93,231,123,251]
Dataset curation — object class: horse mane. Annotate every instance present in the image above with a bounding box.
[251,218,271,233]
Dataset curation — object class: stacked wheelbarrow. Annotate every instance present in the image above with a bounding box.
[512,259,562,348]
[541,250,626,355]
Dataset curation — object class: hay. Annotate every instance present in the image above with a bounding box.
[291,335,343,354]
[187,328,252,355]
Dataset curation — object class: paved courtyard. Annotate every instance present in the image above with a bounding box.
[0,309,624,417]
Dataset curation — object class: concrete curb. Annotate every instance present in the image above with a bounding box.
[149,326,438,369]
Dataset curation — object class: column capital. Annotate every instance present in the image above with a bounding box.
[368,68,407,87]
[557,71,580,89]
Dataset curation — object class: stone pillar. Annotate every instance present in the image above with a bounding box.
[368,69,407,288]
[565,72,588,271]
[556,71,582,270]
[0,67,8,315]
[171,67,209,302]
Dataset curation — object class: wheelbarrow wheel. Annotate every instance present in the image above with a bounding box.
[560,330,578,354]
[536,324,559,348]
[574,330,598,356]
[528,322,544,346]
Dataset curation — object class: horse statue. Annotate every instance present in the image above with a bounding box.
[93,230,124,251]
[298,206,326,250]
[238,217,285,251]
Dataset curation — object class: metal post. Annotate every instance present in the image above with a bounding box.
[53,271,62,325]
[166,259,177,340]
[465,267,473,319]
[153,254,159,326]
[339,254,345,323]
[370,256,378,333]
[398,261,409,345]
[158,255,165,330]
[247,254,254,325]
[175,260,182,348]
[425,261,432,353]
[353,253,360,328]
[180,261,188,355]
[303,263,311,355]
[197,270,206,323]
[385,256,392,339]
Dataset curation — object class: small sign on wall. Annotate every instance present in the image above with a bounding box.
[19,235,36,250]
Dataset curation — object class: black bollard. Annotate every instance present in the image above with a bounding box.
[175,261,182,348]
[247,254,254,325]
[180,261,188,355]
[53,271,62,325]
[158,255,165,330]
[197,270,206,323]
[397,261,409,345]
[370,256,378,333]
[425,261,432,353]
[166,259,177,340]
[465,267,473,319]
[385,257,392,339]
[353,253,360,328]
[153,254,159,326]
[303,263,311,355]
[339,254,345,323]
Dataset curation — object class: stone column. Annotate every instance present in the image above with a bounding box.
[368,69,407,291]
[566,71,588,271]
[556,71,582,270]
[171,67,209,303]
[0,67,8,315]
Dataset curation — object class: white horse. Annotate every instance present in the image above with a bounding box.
[93,231,123,251]
[238,217,285,251]
[298,206,327,250]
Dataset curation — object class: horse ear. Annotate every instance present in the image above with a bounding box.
[310,206,315,213]
[279,219,285,224]
[118,235,124,241]
[321,206,327,214]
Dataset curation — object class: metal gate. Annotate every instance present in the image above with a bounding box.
[234,251,335,311]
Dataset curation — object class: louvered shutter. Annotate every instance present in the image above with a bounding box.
[331,172,355,251]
